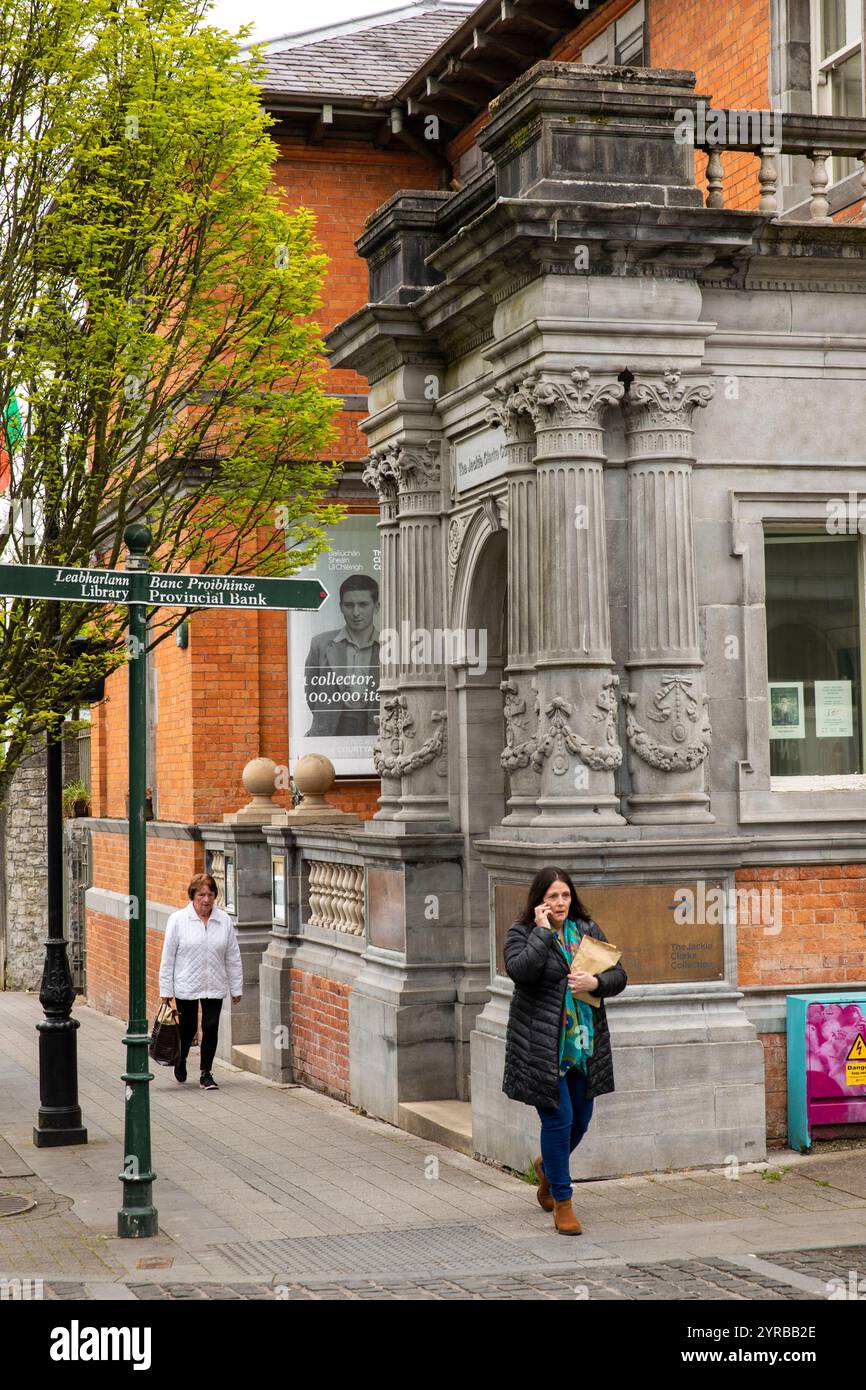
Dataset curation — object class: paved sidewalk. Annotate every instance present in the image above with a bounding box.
[2,992,866,1300]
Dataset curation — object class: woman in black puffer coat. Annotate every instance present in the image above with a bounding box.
[502,865,626,1236]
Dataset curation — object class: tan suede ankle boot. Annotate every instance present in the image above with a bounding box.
[534,1156,554,1212]
[553,1198,582,1235]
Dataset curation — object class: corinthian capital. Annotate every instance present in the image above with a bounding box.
[484,377,536,440]
[627,369,714,431]
[528,369,625,428]
[363,444,401,502]
[394,439,441,492]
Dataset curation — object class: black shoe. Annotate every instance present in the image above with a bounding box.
[174,1059,187,1083]
[200,1072,219,1090]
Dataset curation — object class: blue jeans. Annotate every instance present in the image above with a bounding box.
[535,1066,594,1200]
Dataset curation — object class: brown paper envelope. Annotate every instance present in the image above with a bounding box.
[570,935,622,1008]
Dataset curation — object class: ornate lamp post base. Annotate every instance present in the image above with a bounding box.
[33,1017,87,1147]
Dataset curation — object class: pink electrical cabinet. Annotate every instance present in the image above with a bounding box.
[788,993,866,1150]
[807,1000,866,1120]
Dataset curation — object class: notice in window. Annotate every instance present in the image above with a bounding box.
[815,679,854,738]
[768,681,805,739]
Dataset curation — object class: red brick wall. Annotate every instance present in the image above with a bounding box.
[328,781,379,819]
[85,908,166,1022]
[739,864,866,1145]
[290,968,351,1100]
[651,0,770,210]
[272,139,441,461]
[735,865,866,989]
[86,831,203,1020]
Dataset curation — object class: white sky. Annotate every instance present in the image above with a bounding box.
[203,0,407,45]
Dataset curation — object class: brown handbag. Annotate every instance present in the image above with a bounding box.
[149,1001,181,1066]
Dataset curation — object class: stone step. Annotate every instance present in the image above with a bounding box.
[232,1042,262,1075]
[398,1100,473,1157]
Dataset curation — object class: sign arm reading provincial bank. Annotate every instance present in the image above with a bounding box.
[0,544,327,1242]
[0,564,328,610]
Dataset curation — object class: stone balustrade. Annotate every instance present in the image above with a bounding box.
[306,859,365,936]
[699,111,866,221]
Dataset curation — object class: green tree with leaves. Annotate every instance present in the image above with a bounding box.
[0,0,343,786]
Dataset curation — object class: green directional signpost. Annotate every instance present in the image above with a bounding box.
[0,524,327,1237]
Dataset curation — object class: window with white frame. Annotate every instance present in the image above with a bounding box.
[764,530,864,777]
[811,0,865,181]
[581,0,646,67]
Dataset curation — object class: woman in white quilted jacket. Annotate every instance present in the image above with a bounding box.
[159,873,243,1090]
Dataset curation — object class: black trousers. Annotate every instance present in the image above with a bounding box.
[176,997,223,1074]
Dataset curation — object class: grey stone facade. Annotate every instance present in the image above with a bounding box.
[311,62,866,1173]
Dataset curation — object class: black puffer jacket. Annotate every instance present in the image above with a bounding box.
[502,917,627,1109]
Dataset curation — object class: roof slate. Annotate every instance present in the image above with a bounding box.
[259,4,474,101]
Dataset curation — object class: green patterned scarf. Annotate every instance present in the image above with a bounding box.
[553,917,596,1076]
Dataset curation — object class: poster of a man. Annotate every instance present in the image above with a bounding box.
[288,517,381,775]
[304,573,380,737]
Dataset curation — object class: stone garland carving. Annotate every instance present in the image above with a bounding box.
[373,696,447,778]
[622,679,712,771]
[500,674,622,773]
[500,677,539,771]
[645,673,701,740]
[447,515,470,594]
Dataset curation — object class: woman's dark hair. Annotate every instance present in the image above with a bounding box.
[517,865,591,926]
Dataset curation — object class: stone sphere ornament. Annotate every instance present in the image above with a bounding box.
[285,754,360,825]
[222,756,281,823]
[293,753,336,804]
[242,757,280,799]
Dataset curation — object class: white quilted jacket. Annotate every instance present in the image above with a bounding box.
[159,903,243,999]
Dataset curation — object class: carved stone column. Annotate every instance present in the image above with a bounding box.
[372,440,449,827]
[363,446,401,820]
[485,377,540,824]
[621,369,714,823]
[525,368,625,826]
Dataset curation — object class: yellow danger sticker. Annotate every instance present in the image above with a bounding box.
[845,1033,866,1085]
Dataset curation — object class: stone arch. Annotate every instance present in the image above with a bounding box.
[446,502,510,835]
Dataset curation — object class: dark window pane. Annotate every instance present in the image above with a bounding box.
[821,0,847,58]
[764,534,862,775]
